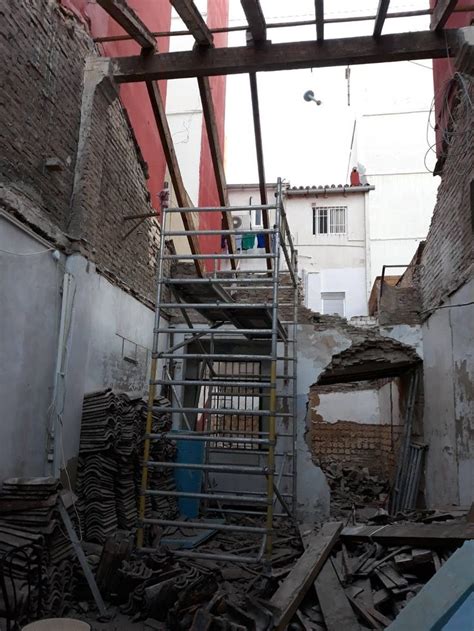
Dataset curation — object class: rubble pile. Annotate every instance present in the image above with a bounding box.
[323,462,390,518]
[76,390,177,543]
[0,478,77,623]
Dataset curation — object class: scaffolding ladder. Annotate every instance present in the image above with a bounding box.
[138,178,298,564]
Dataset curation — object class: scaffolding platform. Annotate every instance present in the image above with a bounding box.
[138,178,298,565]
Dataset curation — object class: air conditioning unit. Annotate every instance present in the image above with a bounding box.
[232,215,251,230]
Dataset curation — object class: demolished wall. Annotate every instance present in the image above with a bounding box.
[420,76,474,507]
[0,0,165,482]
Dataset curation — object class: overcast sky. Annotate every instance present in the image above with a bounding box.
[224,0,436,186]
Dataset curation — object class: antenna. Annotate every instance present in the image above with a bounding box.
[303,90,322,106]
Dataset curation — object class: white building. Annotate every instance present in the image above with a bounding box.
[228,182,373,319]
[349,111,439,288]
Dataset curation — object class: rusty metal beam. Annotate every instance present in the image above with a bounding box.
[241,0,267,43]
[146,81,204,277]
[170,0,213,47]
[197,76,236,267]
[112,30,463,82]
[373,0,391,37]
[249,73,271,270]
[315,0,324,41]
[431,0,458,30]
[96,0,156,50]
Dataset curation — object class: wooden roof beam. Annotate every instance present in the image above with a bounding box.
[249,73,272,271]
[146,81,204,277]
[96,0,156,50]
[431,0,458,30]
[315,0,324,41]
[241,0,267,43]
[373,0,391,37]
[112,30,463,82]
[170,0,214,47]
[197,76,237,267]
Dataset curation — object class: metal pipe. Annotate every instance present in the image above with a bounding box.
[156,406,291,417]
[151,378,274,388]
[143,518,269,534]
[161,277,283,285]
[144,489,269,504]
[163,228,277,236]
[147,432,271,445]
[162,253,277,260]
[163,204,276,213]
[158,353,295,361]
[155,327,274,334]
[146,461,270,474]
[157,302,274,308]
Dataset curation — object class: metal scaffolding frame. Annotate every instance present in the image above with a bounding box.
[137,178,298,564]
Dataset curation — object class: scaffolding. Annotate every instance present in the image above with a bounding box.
[138,178,298,564]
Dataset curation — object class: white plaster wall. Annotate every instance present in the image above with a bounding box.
[379,324,424,359]
[378,380,402,425]
[354,112,438,288]
[422,279,474,507]
[0,217,62,481]
[315,389,380,424]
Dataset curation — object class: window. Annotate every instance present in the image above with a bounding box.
[321,292,345,316]
[198,361,261,450]
[312,206,347,235]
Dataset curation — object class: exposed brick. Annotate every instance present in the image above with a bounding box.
[421,79,474,315]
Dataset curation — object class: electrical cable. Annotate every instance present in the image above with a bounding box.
[0,247,55,256]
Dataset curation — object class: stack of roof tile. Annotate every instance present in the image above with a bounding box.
[77,391,176,543]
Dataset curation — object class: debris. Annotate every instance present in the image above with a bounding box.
[314,560,362,630]
[270,522,342,630]
[341,521,474,546]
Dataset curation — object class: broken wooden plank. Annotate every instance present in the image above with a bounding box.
[374,564,408,590]
[170,0,213,47]
[249,72,272,271]
[315,560,362,631]
[197,75,236,266]
[270,522,342,630]
[430,0,458,30]
[341,521,474,547]
[315,0,324,41]
[146,80,204,277]
[96,0,156,49]
[112,30,464,83]
[347,595,383,630]
[241,0,267,43]
[373,0,391,37]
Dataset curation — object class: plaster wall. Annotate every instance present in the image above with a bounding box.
[422,279,474,507]
[0,219,163,482]
[0,217,62,481]
[315,389,380,424]
[305,267,368,318]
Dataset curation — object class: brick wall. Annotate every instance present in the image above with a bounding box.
[421,79,474,315]
[312,420,403,478]
[1,0,160,304]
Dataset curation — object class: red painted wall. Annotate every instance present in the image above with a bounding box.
[430,1,474,157]
[61,0,172,214]
[198,0,229,265]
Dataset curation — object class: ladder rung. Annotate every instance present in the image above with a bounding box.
[161,254,277,260]
[146,461,270,475]
[142,518,269,534]
[158,303,274,309]
[143,489,269,504]
[159,407,291,417]
[158,353,275,361]
[151,379,275,388]
[155,328,274,335]
[146,433,271,445]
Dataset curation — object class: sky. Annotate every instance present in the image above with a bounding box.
[223,0,437,186]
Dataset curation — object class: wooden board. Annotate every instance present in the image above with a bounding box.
[315,561,362,631]
[112,30,463,82]
[270,522,342,630]
[341,522,474,547]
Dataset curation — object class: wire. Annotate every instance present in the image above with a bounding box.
[0,246,55,256]
[422,301,474,315]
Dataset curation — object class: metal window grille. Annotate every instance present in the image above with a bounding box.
[199,361,261,450]
[312,206,347,235]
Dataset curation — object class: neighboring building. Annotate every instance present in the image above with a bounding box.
[228,181,373,319]
[348,110,439,289]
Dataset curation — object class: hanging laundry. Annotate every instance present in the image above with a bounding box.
[257,233,266,248]
[242,233,256,250]
[235,234,242,251]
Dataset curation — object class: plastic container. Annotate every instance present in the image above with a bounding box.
[171,430,205,518]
